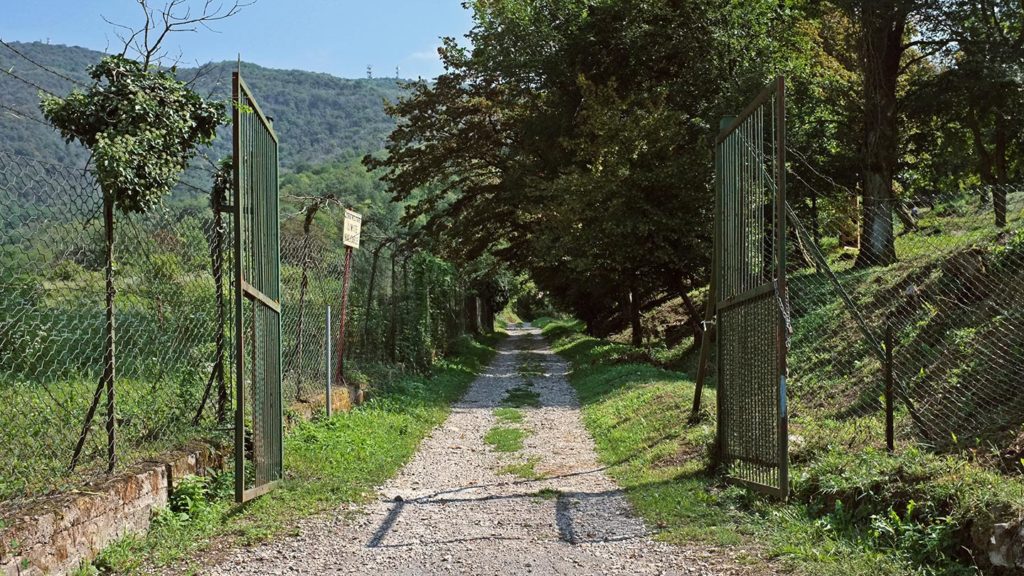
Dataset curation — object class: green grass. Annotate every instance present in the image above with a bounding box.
[498,456,542,480]
[496,306,523,327]
[534,488,561,500]
[483,426,529,452]
[501,385,541,408]
[494,407,524,423]
[83,333,500,574]
[541,318,1023,576]
[517,353,545,377]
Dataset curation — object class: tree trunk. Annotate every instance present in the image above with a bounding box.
[102,191,117,472]
[466,293,479,335]
[854,2,904,268]
[72,190,118,472]
[679,290,703,347]
[994,120,1008,228]
[361,240,386,358]
[966,105,1008,227]
[333,247,353,384]
[387,252,399,362]
[629,287,643,347]
[213,206,227,423]
[292,205,322,400]
[194,199,227,425]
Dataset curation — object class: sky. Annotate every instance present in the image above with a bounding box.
[0,0,475,79]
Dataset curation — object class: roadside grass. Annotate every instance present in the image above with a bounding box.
[494,407,524,423]
[484,426,529,453]
[81,333,500,575]
[499,456,542,480]
[540,318,1023,576]
[496,306,523,327]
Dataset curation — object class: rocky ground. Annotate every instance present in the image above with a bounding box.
[203,325,769,576]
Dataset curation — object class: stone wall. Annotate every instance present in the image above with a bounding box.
[0,444,224,576]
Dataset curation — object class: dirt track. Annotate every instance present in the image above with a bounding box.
[203,325,766,575]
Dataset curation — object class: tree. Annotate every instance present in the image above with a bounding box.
[826,0,1021,263]
[40,0,239,471]
[829,0,923,267]
[938,1,1024,226]
[369,0,757,345]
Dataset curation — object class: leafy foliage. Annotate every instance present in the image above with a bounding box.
[40,55,224,213]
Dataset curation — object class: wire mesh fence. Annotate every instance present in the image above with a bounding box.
[278,208,472,404]
[785,184,1024,467]
[0,149,233,508]
[0,147,480,511]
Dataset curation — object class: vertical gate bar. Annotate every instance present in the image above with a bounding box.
[232,70,245,503]
[274,131,283,481]
[774,77,789,498]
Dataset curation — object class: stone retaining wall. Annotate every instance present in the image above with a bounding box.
[0,444,224,576]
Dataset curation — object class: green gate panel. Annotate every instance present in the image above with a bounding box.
[713,77,789,499]
[233,69,284,503]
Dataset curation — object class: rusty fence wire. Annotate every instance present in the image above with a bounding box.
[784,183,1024,469]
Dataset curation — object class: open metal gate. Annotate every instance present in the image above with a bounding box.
[232,69,283,502]
[712,77,789,498]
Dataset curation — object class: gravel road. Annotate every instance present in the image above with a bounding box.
[203,325,769,576]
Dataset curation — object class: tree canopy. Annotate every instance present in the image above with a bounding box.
[369,0,1024,342]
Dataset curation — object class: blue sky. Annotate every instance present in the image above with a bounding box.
[0,0,475,79]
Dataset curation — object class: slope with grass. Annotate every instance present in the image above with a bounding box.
[537,317,1024,576]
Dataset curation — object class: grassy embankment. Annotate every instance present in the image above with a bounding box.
[536,316,1024,576]
[76,333,500,575]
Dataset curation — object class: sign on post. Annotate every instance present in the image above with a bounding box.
[343,209,362,249]
[334,208,361,393]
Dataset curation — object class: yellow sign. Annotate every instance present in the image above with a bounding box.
[343,209,362,249]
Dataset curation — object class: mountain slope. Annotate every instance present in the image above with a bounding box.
[0,41,407,170]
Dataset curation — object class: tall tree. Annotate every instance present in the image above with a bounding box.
[369,0,766,344]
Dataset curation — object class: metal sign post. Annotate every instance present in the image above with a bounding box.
[325,305,332,417]
[333,210,362,389]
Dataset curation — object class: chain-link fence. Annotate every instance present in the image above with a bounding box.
[279,205,473,405]
[785,184,1024,467]
[0,147,484,512]
[0,149,234,510]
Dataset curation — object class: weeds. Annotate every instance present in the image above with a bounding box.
[494,407,524,423]
[501,385,541,408]
[499,456,542,480]
[484,426,529,452]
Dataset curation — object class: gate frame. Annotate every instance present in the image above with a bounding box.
[703,76,789,499]
[232,68,284,503]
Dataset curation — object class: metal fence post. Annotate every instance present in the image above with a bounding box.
[884,324,895,453]
[326,305,332,418]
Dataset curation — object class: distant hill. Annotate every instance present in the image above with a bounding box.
[0,41,408,171]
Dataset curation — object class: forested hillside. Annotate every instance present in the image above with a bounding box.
[0,41,407,169]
